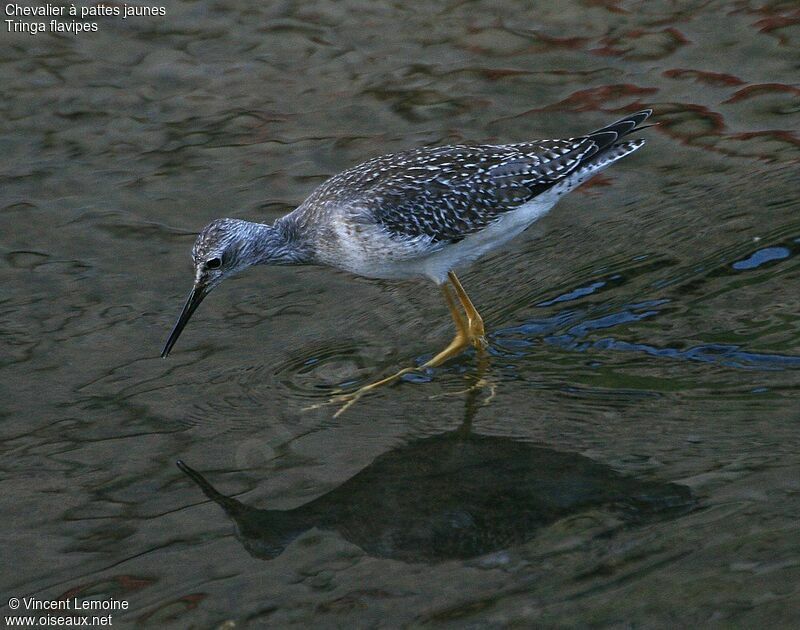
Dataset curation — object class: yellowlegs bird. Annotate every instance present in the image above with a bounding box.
[162,110,652,404]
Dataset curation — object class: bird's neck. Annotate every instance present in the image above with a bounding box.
[250,217,312,266]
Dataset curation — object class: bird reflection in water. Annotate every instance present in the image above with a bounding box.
[178,389,694,562]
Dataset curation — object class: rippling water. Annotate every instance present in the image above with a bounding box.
[2,0,799,627]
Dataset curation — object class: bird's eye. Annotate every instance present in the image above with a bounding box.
[206,257,222,269]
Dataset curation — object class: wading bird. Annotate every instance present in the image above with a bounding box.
[162,110,652,409]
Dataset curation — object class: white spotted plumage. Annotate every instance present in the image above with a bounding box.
[163,111,653,358]
[286,110,652,283]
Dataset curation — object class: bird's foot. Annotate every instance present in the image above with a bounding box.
[478,376,497,406]
[429,372,496,406]
[465,314,486,350]
[470,334,488,351]
[303,365,419,418]
[303,331,480,418]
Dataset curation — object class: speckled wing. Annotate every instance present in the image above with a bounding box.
[361,139,599,244]
[328,110,651,246]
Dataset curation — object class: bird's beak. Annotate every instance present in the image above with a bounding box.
[161,283,210,357]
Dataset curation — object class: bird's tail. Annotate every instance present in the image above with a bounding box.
[578,109,653,166]
[553,110,652,188]
[590,109,653,137]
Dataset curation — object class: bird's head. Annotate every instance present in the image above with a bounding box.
[193,217,257,285]
[161,218,269,357]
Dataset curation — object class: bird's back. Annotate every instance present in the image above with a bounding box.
[284,111,651,280]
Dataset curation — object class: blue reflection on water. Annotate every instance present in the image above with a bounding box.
[492,296,800,372]
[538,280,606,306]
[732,247,790,270]
[588,338,800,370]
[565,302,665,339]
[491,238,800,374]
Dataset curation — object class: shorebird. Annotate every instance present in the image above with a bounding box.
[162,110,652,408]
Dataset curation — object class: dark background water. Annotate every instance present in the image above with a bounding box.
[2,0,799,627]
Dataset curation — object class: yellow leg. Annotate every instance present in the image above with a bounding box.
[447,271,487,349]
[328,285,470,418]
[421,283,470,368]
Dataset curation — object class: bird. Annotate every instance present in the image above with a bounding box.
[162,110,652,407]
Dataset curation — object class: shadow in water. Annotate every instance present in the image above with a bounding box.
[178,388,694,563]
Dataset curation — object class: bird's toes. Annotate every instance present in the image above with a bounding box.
[301,391,360,416]
[470,334,489,351]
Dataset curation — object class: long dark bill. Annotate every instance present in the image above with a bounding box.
[161,285,208,357]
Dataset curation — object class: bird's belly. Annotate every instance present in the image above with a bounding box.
[322,193,561,283]
[417,194,560,283]
[319,219,436,280]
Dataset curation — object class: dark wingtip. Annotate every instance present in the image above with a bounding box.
[587,110,654,153]
[590,109,654,139]
[624,109,654,128]
[590,130,620,143]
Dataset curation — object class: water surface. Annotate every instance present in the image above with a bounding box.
[2,0,799,626]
